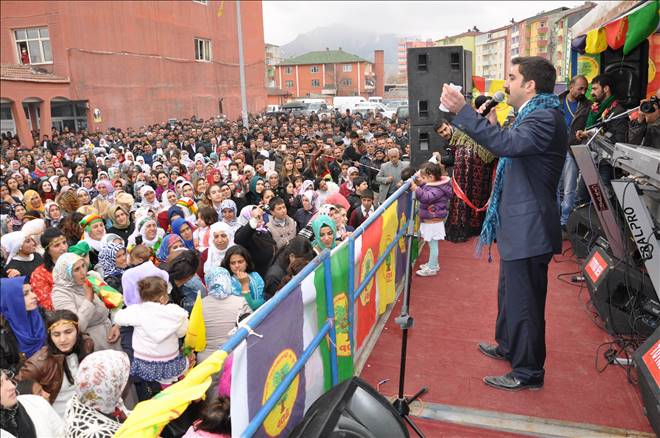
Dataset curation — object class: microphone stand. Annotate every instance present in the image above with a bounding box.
[391,196,428,438]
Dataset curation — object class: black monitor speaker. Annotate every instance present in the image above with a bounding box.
[583,246,659,337]
[633,327,660,436]
[600,40,649,109]
[407,46,472,126]
[287,377,409,438]
[566,203,604,259]
[408,124,449,167]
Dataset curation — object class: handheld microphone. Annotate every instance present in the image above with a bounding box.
[479,91,506,116]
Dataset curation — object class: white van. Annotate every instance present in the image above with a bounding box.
[368,96,383,104]
[353,102,396,119]
[333,96,366,113]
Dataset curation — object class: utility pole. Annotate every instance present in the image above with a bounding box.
[236,0,248,127]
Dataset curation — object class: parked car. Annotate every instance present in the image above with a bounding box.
[281,102,308,117]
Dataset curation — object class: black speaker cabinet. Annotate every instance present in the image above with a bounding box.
[583,246,659,337]
[408,124,449,167]
[406,46,473,126]
[633,327,660,436]
[600,40,649,109]
[566,203,604,259]
[287,377,409,438]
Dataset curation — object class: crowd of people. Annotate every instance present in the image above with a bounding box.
[1,70,658,435]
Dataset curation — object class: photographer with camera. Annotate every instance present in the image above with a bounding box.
[628,88,660,148]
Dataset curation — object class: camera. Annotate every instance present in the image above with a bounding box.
[640,96,659,114]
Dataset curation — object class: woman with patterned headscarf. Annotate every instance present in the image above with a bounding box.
[199,267,245,362]
[51,253,121,352]
[97,242,128,292]
[62,350,130,437]
[155,234,185,264]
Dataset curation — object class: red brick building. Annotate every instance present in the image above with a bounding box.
[273,49,384,102]
[0,0,266,146]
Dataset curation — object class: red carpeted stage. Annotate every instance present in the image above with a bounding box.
[359,238,655,437]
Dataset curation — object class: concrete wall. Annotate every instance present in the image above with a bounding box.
[0,0,266,141]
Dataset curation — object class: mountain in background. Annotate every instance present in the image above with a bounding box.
[279,25,401,79]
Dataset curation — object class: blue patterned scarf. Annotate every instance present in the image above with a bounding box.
[476,93,561,261]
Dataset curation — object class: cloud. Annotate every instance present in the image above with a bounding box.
[263,1,584,45]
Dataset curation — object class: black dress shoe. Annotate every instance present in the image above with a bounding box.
[483,372,544,392]
[478,343,507,361]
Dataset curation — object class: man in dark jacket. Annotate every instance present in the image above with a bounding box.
[557,75,589,230]
[575,74,629,204]
[628,89,660,148]
[442,56,567,391]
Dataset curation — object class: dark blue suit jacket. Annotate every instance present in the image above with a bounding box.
[452,104,568,261]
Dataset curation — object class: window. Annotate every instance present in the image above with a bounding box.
[285,80,294,88]
[14,27,52,64]
[343,64,353,72]
[285,66,293,74]
[310,65,319,73]
[342,78,352,86]
[192,0,208,4]
[194,38,211,61]
[311,79,320,87]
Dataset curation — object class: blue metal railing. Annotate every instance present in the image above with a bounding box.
[216,181,413,437]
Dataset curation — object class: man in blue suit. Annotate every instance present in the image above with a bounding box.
[441,56,567,391]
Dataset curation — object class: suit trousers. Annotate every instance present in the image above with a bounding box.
[495,252,553,383]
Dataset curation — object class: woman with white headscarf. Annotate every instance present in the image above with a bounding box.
[138,185,161,211]
[201,221,235,278]
[127,215,164,254]
[62,350,130,437]
[2,232,43,281]
[159,189,177,212]
[21,218,47,256]
[51,253,121,352]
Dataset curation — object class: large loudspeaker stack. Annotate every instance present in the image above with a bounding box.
[407,46,472,166]
[600,40,649,109]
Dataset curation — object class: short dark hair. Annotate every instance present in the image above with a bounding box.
[360,189,375,200]
[591,74,615,95]
[163,249,199,281]
[268,196,286,211]
[511,56,556,94]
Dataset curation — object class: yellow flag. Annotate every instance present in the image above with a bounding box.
[488,79,513,126]
[116,350,228,438]
[377,202,398,314]
[184,291,206,352]
[585,27,608,54]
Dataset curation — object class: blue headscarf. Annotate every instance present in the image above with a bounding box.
[171,217,195,250]
[0,276,46,358]
[157,234,185,263]
[476,93,562,261]
[167,206,185,224]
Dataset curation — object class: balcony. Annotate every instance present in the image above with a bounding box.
[537,39,548,48]
[538,26,549,34]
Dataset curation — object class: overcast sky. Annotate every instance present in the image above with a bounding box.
[263,1,585,45]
